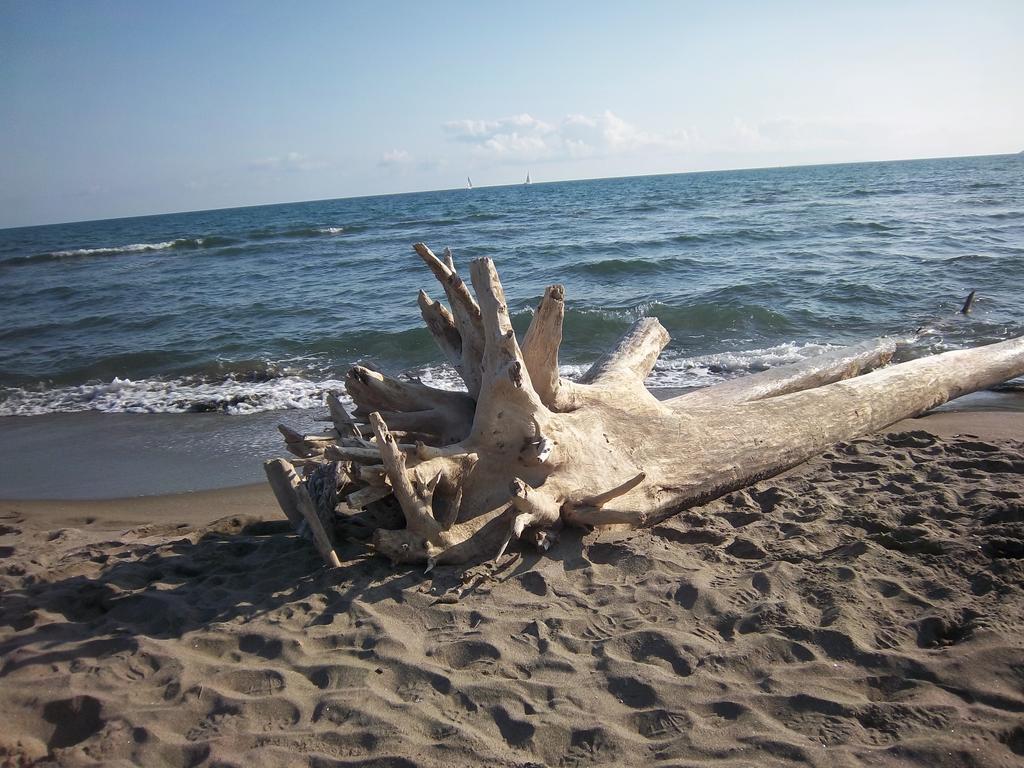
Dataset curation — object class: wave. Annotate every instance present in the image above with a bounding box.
[533,227,788,262]
[740,195,787,205]
[6,236,240,266]
[831,219,897,234]
[646,342,839,389]
[385,218,460,229]
[3,222,361,267]
[281,226,349,237]
[645,302,794,332]
[238,224,372,242]
[0,372,350,417]
[938,252,1000,266]
[668,199,703,210]
[564,256,699,276]
[831,186,910,200]
[658,227,792,245]
[0,342,863,416]
[520,301,796,342]
[51,240,181,257]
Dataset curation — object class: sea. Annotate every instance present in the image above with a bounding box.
[1,153,1022,497]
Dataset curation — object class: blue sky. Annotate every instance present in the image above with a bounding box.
[1,0,1021,227]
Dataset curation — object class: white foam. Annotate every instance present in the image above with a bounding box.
[410,342,845,392]
[47,240,185,258]
[0,375,350,417]
[408,364,467,392]
[318,227,345,235]
[0,341,896,417]
[644,341,840,390]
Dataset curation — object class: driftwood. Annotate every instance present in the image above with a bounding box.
[268,244,1024,568]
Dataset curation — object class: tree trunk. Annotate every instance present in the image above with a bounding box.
[270,244,1024,567]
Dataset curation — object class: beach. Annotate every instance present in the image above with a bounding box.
[4,1,1022,764]
[1,154,1022,767]
[2,406,1022,767]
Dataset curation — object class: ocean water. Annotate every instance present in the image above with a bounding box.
[0,154,1022,496]
[2,153,1023,418]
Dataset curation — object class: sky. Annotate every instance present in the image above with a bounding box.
[1,0,1022,228]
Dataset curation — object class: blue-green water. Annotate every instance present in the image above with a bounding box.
[1,154,1022,417]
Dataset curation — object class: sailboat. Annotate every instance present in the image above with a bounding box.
[467,176,473,190]
[525,171,531,185]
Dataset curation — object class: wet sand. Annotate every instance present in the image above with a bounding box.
[0,409,325,499]
[1,409,1023,766]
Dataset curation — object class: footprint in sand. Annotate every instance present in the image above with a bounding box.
[607,675,658,708]
[214,668,286,696]
[433,639,500,670]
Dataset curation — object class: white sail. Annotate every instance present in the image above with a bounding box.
[525,171,531,185]
[467,176,473,190]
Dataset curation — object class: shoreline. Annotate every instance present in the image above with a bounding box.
[1,389,1022,502]
[2,407,1022,529]
[1,483,280,532]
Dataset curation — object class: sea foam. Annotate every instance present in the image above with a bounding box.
[0,343,842,417]
[0,375,350,417]
[6,237,232,265]
[50,240,181,257]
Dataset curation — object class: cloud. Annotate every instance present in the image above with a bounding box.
[726,118,884,153]
[378,148,413,167]
[443,111,690,164]
[248,152,323,173]
[445,113,546,142]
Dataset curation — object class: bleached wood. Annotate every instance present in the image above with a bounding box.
[579,472,646,508]
[413,242,485,397]
[326,391,361,439]
[581,317,669,386]
[268,243,1024,568]
[264,458,305,530]
[326,445,385,463]
[497,479,562,559]
[347,484,394,509]
[368,410,501,564]
[264,458,341,567]
[370,411,437,534]
[668,337,897,409]
[293,481,342,568]
[418,290,462,370]
[634,334,1024,525]
[277,424,340,459]
[521,284,565,408]
[357,465,388,485]
[345,365,475,444]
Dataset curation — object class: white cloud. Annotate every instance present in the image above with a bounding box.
[248,151,322,173]
[379,148,413,167]
[444,111,690,164]
[726,118,885,154]
[445,113,548,142]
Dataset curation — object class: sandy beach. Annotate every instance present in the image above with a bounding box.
[4,1,1022,765]
[0,408,1021,767]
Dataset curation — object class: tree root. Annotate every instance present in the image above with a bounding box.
[266,243,1024,568]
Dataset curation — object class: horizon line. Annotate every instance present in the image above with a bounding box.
[3,150,1018,232]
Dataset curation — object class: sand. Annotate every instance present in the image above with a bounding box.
[1,410,1023,767]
